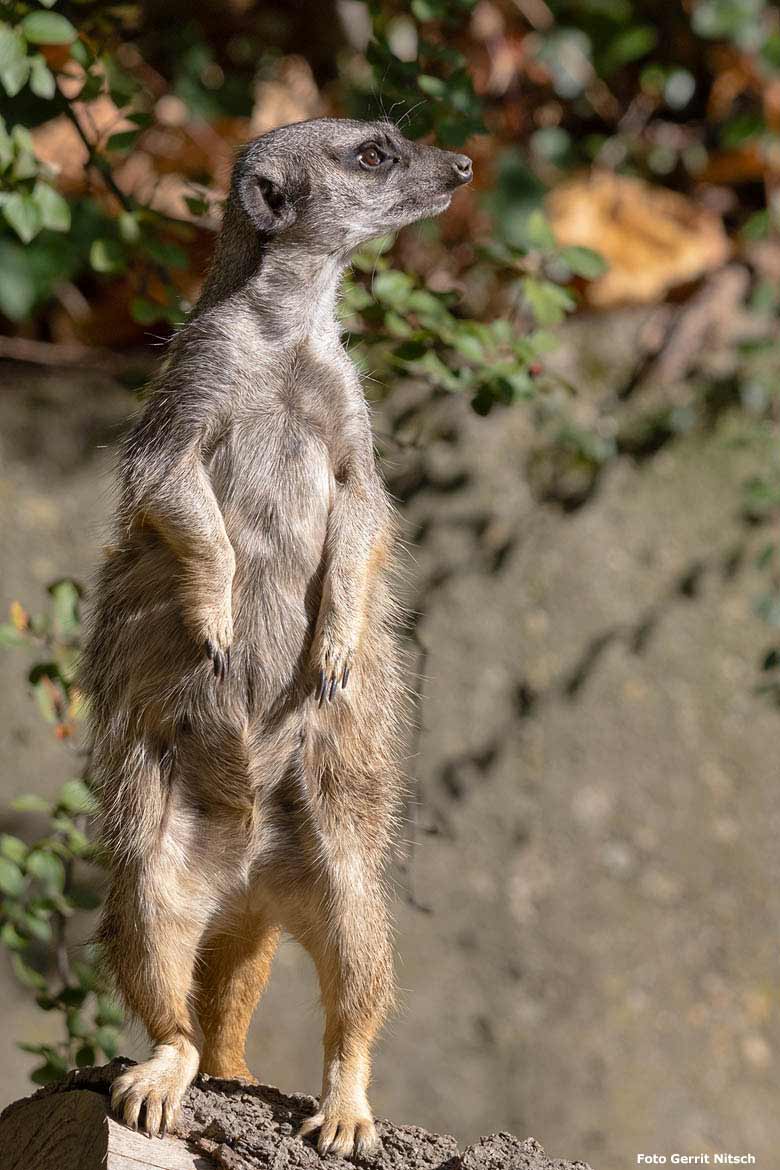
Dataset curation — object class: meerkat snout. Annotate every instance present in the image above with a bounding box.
[229,116,473,254]
[451,153,473,183]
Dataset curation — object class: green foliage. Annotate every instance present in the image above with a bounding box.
[344,208,587,416]
[0,1,193,323]
[0,584,123,1085]
[358,0,484,146]
[339,5,598,417]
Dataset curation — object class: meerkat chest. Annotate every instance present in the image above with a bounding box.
[240,340,364,459]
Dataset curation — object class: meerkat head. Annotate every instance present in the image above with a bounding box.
[230,117,472,256]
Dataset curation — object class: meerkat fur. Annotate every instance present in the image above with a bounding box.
[80,117,472,1158]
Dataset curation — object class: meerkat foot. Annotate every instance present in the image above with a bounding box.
[111,1040,199,1137]
[299,1102,379,1158]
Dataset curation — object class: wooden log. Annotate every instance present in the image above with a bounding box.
[0,1061,595,1170]
[0,1088,207,1170]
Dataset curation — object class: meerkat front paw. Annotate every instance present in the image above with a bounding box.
[187,599,233,681]
[312,634,354,703]
[299,1103,379,1158]
[111,1041,199,1136]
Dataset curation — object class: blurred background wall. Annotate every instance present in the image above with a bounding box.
[3,2,780,1168]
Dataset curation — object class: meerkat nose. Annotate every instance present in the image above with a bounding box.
[452,155,473,184]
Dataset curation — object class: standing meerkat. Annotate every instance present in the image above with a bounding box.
[81,117,472,1158]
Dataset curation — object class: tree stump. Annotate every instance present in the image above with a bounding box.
[0,1060,595,1170]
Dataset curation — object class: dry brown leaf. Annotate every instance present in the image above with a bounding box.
[547,171,730,307]
[32,96,135,195]
[251,56,322,135]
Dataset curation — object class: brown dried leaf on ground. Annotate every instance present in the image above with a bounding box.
[547,172,730,308]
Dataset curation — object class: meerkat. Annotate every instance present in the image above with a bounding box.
[80,117,472,1158]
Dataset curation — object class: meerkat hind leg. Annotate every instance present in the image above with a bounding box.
[104,863,206,1136]
[194,899,281,1080]
[295,884,393,1158]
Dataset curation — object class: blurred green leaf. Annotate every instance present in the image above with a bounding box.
[33,182,70,232]
[22,911,52,943]
[29,55,56,99]
[130,296,162,324]
[48,579,80,639]
[106,129,141,153]
[0,835,28,865]
[90,238,127,274]
[2,192,42,243]
[20,11,76,44]
[0,56,30,97]
[95,1025,120,1058]
[26,850,66,894]
[599,25,657,74]
[118,210,141,242]
[57,779,95,815]
[11,794,51,814]
[0,623,27,647]
[372,269,415,311]
[0,857,25,896]
[560,245,608,279]
[417,74,447,98]
[526,209,556,252]
[521,277,576,326]
[11,954,47,990]
[30,1058,68,1085]
[0,922,27,950]
[0,25,26,73]
[95,995,124,1027]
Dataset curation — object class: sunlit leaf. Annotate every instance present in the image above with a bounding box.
[26,849,66,893]
[33,181,70,231]
[29,55,56,99]
[0,857,25,896]
[21,11,76,44]
[57,778,96,815]
[11,954,47,990]
[90,238,126,274]
[2,191,41,243]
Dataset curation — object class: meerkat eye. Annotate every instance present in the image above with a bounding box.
[358,144,385,170]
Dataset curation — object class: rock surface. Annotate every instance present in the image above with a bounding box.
[0,1061,593,1170]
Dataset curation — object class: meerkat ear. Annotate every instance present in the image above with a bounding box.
[238,166,298,236]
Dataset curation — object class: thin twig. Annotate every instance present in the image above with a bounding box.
[0,334,153,375]
[61,101,134,215]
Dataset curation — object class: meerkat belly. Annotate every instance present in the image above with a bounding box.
[214,412,332,662]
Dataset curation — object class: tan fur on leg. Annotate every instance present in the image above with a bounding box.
[291,878,393,1159]
[195,902,280,1080]
[100,865,207,1136]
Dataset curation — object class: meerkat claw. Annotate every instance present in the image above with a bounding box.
[342,665,350,688]
[205,639,231,681]
[328,675,338,701]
